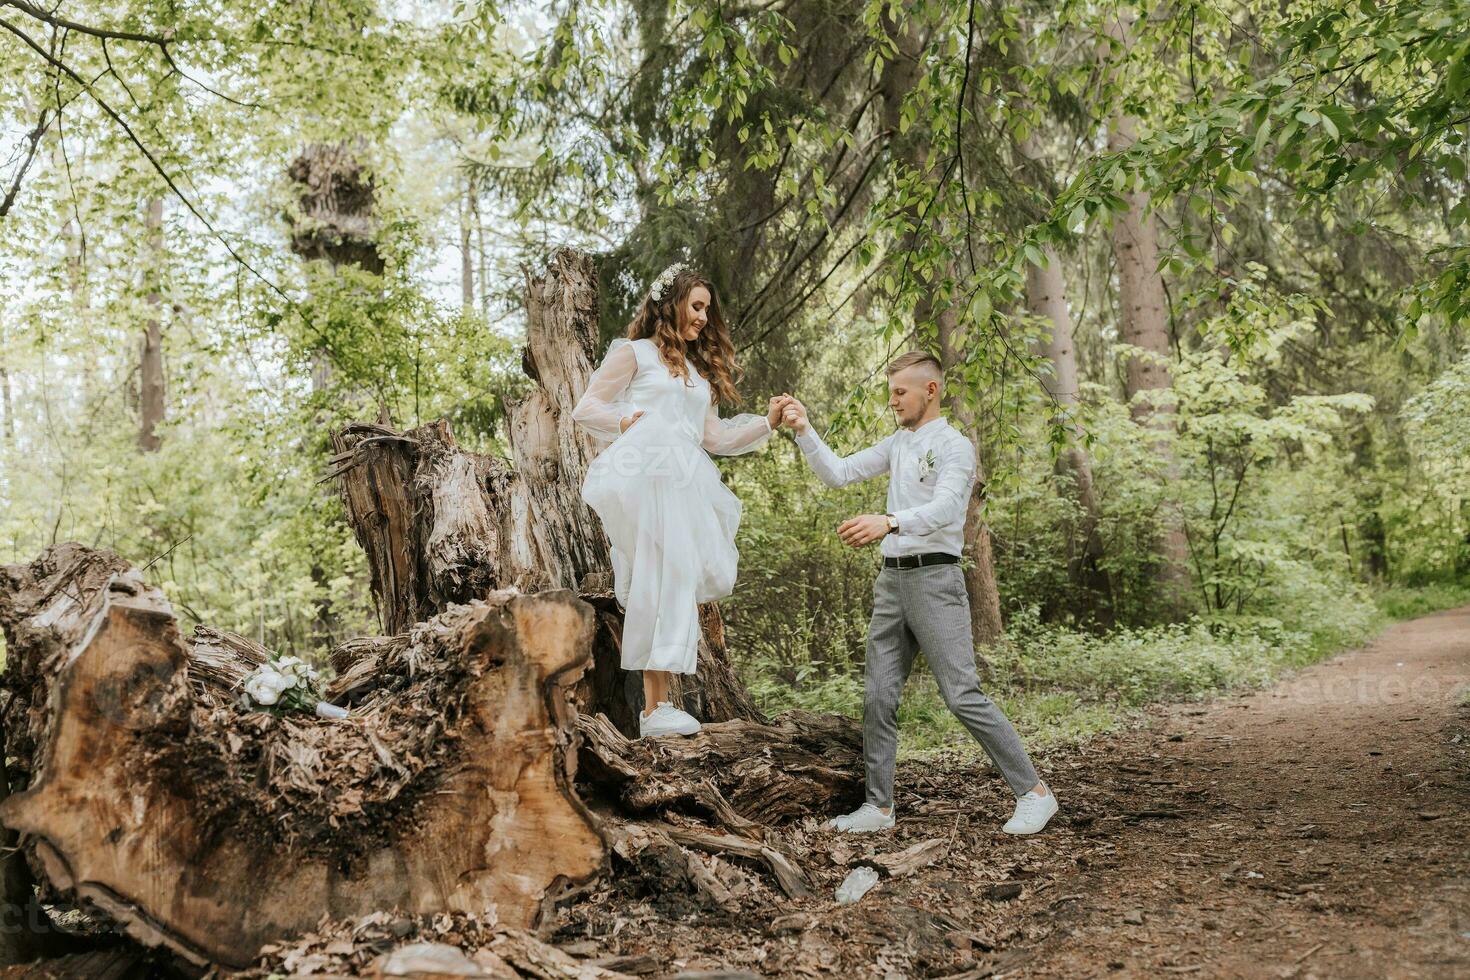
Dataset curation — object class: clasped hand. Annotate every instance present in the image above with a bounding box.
[765,393,807,432]
[766,393,890,549]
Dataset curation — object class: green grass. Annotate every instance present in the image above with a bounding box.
[746,615,1345,762]
[1371,580,1470,622]
[742,579,1470,766]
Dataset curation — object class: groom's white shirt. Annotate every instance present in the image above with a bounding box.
[793,416,977,558]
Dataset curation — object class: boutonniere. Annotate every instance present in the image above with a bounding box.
[916,448,937,480]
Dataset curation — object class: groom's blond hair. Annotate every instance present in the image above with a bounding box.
[886,351,943,385]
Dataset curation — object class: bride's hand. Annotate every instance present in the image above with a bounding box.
[619,411,645,433]
[766,394,793,429]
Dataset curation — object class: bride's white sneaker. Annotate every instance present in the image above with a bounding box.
[1003,786,1058,835]
[638,701,702,738]
[826,803,896,833]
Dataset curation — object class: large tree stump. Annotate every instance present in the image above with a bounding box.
[328,247,763,733]
[0,544,605,969]
[315,248,864,923]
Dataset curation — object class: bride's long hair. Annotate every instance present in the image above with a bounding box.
[624,268,742,406]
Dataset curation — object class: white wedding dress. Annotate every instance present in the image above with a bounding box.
[571,337,774,674]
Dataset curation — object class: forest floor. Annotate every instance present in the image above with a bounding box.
[17,605,1466,979]
[546,603,1470,979]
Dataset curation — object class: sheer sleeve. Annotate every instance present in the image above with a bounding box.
[571,339,639,442]
[702,403,774,456]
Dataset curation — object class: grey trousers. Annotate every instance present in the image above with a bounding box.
[864,562,1040,808]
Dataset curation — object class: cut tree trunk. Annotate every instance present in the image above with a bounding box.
[0,543,606,969]
[327,248,764,733]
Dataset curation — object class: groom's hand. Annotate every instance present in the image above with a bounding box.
[837,514,890,547]
[779,396,809,434]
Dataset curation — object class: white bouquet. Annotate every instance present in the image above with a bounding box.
[241,655,348,719]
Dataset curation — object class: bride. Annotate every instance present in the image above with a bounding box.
[572,262,790,738]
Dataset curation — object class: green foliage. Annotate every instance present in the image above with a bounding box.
[723,440,887,675]
[1373,580,1470,621]
[3,0,1468,760]
[1048,0,1470,325]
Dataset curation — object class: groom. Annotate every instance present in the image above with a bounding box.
[778,352,1058,835]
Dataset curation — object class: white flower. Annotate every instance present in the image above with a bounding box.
[242,656,325,711]
[916,448,937,480]
[244,667,292,706]
[648,261,688,302]
[274,655,319,686]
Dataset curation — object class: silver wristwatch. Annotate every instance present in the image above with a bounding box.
[886,514,899,534]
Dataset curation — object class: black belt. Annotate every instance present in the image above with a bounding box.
[883,552,960,569]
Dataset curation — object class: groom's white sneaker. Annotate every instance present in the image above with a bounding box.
[826,803,896,833]
[638,701,702,738]
[1003,785,1058,835]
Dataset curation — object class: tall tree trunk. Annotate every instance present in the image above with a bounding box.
[288,141,384,644]
[137,197,165,453]
[460,179,475,315]
[1024,248,1112,619]
[1015,124,1111,620]
[1,308,12,443]
[1103,11,1190,610]
[935,304,1005,648]
[0,364,11,443]
[1104,16,1172,415]
[472,186,490,320]
[53,132,88,310]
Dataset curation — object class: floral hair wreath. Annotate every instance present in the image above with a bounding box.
[647,261,688,303]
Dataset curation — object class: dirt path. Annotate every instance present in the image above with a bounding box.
[1007,603,1470,979]
[552,604,1470,979]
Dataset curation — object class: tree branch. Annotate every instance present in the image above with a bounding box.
[0,14,338,359]
[0,0,171,45]
[0,105,51,219]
